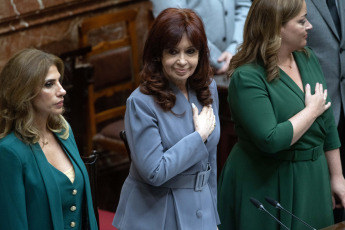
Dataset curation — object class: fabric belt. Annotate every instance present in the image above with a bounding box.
[238,141,324,162]
[273,144,324,162]
[161,164,211,191]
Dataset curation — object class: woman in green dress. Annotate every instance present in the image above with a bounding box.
[217,0,345,229]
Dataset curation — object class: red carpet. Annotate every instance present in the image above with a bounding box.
[98,209,118,230]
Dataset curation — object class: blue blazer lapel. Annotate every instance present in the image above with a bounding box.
[30,143,64,230]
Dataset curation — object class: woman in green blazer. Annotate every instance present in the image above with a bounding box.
[0,49,98,230]
[217,0,345,229]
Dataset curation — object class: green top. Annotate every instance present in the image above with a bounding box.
[49,152,84,230]
[0,127,98,230]
[218,47,340,230]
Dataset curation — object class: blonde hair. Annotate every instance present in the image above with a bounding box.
[0,48,69,144]
[228,0,306,82]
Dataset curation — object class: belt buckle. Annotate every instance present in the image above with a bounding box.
[195,171,206,191]
[194,165,211,192]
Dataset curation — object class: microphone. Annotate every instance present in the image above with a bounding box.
[265,197,316,230]
[249,197,290,230]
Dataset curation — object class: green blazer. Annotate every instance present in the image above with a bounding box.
[218,47,341,230]
[0,127,98,230]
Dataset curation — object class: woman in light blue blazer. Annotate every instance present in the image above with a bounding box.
[112,8,221,230]
[0,49,98,230]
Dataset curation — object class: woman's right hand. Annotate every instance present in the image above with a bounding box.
[305,83,331,117]
[192,103,216,142]
[289,83,331,145]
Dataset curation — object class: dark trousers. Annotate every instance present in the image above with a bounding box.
[334,108,345,223]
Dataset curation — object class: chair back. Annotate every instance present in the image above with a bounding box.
[79,9,140,153]
[119,130,131,162]
[82,151,99,228]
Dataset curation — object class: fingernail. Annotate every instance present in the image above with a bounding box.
[192,103,196,108]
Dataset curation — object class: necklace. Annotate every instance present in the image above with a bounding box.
[40,133,49,147]
[41,139,48,147]
[279,54,294,69]
[280,64,292,69]
[42,139,48,146]
[39,130,51,148]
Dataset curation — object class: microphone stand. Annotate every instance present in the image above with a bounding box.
[250,197,290,230]
[265,197,317,230]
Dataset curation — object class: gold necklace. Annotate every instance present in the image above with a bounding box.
[42,139,48,146]
[40,134,49,147]
[280,63,292,69]
[279,54,293,69]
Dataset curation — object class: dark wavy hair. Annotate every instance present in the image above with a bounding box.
[140,8,213,111]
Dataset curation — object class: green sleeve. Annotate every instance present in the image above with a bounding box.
[0,145,28,230]
[228,68,293,153]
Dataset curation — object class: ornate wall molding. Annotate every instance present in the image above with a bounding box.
[0,0,152,70]
[0,0,136,36]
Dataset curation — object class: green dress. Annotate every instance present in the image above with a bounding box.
[217,47,341,230]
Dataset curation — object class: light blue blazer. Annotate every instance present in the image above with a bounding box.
[0,127,98,230]
[113,80,221,229]
[150,0,252,70]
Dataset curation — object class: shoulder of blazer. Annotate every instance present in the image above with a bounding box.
[129,87,153,101]
[0,132,31,153]
[0,133,35,168]
[126,87,157,112]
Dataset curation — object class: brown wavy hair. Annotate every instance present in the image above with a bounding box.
[0,48,69,144]
[228,0,305,82]
[140,8,213,111]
